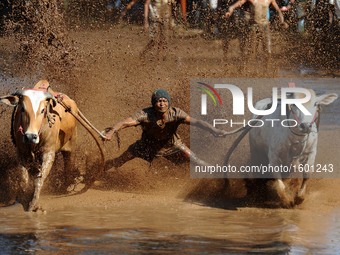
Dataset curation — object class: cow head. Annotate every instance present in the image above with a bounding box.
[289,89,338,134]
[0,89,57,144]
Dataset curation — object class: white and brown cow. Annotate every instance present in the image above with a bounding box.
[247,89,338,208]
[0,80,78,211]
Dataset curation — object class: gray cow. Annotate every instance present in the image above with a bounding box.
[247,89,338,208]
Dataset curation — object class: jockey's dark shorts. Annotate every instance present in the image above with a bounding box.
[128,138,187,162]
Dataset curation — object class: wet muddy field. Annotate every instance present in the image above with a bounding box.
[0,22,340,254]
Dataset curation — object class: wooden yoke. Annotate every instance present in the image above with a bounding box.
[33,80,58,97]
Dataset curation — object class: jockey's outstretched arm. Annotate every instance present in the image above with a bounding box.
[183,116,228,137]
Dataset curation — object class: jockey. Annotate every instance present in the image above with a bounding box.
[102,89,228,169]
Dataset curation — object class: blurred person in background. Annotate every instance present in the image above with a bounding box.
[225,0,288,64]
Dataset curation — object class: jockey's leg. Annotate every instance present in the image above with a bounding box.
[176,143,210,166]
[105,149,136,170]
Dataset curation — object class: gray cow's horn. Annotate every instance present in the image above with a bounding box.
[12,89,24,97]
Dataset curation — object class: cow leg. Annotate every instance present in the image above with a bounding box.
[28,152,55,212]
[19,165,30,192]
[61,150,77,191]
[268,179,295,208]
[295,179,307,205]
[17,165,35,211]
[246,142,269,202]
[267,154,295,208]
[295,167,310,205]
[295,150,315,204]
[245,179,268,203]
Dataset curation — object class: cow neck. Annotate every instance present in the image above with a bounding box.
[286,105,310,157]
[289,134,309,159]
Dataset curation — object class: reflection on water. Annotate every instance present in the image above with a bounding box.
[0,228,290,255]
[0,204,339,255]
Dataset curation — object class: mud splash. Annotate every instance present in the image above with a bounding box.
[0,6,339,254]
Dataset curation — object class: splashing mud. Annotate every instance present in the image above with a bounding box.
[0,2,339,253]
[3,0,75,79]
[0,7,339,207]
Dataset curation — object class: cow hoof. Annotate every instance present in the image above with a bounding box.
[67,176,85,192]
[281,201,295,209]
[32,207,46,214]
[294,195,305,205]
[28,205,45,213]
[295,186,306,205]
[67,183,86,194]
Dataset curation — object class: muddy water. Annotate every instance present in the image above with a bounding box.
[1,25,340,254]
[0,200,339,254]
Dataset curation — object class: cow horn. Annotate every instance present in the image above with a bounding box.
[44,92,57,107]
[12,89,24,97]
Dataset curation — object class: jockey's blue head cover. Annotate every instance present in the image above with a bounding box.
[151,89,171,106]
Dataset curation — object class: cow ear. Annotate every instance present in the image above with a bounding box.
[0,95,19,107]
[317,93,338,105]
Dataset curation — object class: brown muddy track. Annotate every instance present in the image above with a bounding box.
[0,25,339,212]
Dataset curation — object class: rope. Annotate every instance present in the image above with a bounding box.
[222,115,265,179]
[56,96,107,189]
[76,109,121,149]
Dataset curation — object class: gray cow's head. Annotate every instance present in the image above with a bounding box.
[0,89,57,144]
[288,89,338,134]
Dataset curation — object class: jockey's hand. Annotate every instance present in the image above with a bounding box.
[101,127,116,141]
[213,129,229,137]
